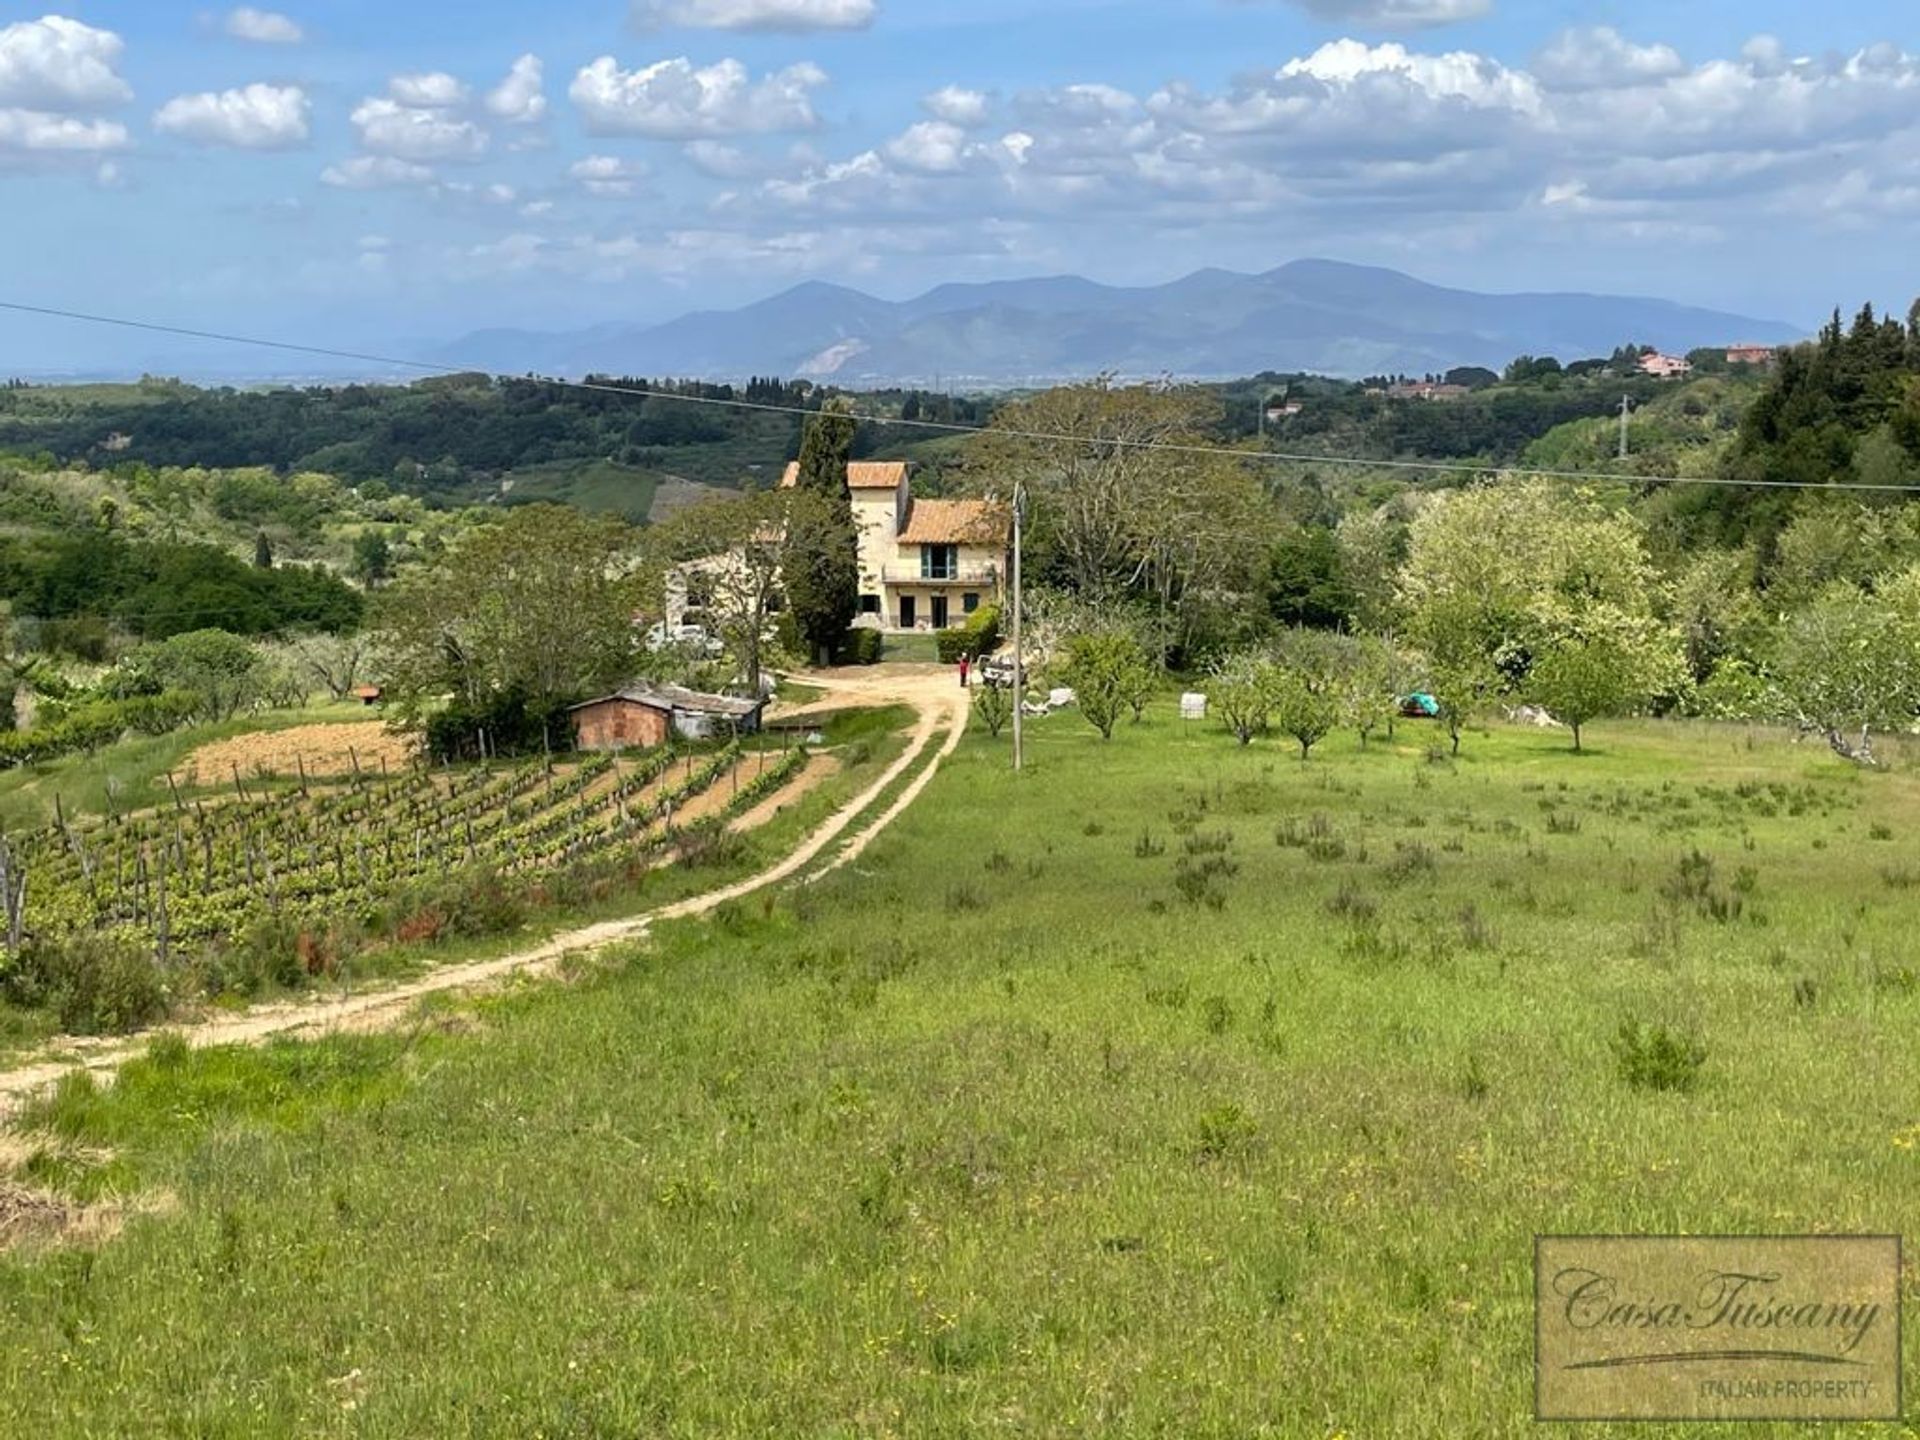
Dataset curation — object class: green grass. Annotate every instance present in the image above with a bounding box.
[4,712,1920,1436]
[498,458,666,523]
[0,702,379,830]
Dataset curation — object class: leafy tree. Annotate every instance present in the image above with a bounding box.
[1266,629,1348,759]
[1266,526,1353,630]
[287,633,370,702]
[1209,651,1272,746]
[1527,606,1680,752]
[353,529,393,587]
[973,676,1013,739]
[253,531,274,570]
[1057,629,1147,741]
[645,488,797,696]
[1768,579,1920,766]
[373,504,642,722]
[782,403,860,665]
[1345,633,1407,747]
[113,629,266,722]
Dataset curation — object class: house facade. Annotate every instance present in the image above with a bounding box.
[1726,344,1775,367]
[778,461,1010,633]
[1638,352,1694,380]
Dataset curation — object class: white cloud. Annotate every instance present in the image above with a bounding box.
[352,95,488,161]
[1534,28,1685,92]
[321,154,435,188]
[630,0,876,33]
[885,120,971,174]
[0,16,131,111]
[154,83,310,149]
[570,154,650,196]
[486,54,546,124]
[0,107,127,152]
[571,56,826,138]
[1284,0,1490,27]
[224,8,304,45]
[923,85,989,127]
[388,72,469,109]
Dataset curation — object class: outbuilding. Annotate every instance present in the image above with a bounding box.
[569,683,766,752]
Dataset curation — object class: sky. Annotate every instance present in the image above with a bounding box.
[1,0,1918,373]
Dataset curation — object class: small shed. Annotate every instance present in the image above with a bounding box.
[569,683,766,752]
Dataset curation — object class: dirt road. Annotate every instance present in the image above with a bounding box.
[0,669,967,1119]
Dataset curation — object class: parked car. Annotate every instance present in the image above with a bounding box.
[646,622,725,658]
[978,656,1019,688]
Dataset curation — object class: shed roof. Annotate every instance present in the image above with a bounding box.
[778,460,909,491]
[569,683,765,719]
[898,498,1010,546]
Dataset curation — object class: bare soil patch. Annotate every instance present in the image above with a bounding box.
[178,723,417,787]
[730,753,843,832]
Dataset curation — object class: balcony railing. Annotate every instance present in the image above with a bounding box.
[881,564,1001,586]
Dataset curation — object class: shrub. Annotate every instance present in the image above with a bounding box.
[936,604,1002,664]
[1612,1019,1707,1092]
[1196,1102,1259,1160]
[840,628,883,666]
[4,932,169,1036]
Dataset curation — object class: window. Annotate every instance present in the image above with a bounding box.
[962,592,980,614]
[921,544,958,580]
[859,593,881,614]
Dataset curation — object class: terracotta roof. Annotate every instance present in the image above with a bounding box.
[897,498,1010,546]
[777,460,909,490]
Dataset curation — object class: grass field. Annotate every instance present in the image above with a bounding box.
[3,709,1919,1436]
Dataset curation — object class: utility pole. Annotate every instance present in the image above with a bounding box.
[1011,480,1026,775]
[1618,394,1633,461]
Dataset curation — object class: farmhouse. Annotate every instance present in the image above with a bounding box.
[569,683,765,752]
[1726,343,1775,367]
[778,460,1011,632]
[1637,352,1694,380]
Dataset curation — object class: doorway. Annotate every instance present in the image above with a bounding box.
[931,595,949,629]
[899,594,916,630]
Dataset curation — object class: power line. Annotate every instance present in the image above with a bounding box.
[2,297,1911,495]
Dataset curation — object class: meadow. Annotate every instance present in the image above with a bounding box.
[3,708,1919,1437]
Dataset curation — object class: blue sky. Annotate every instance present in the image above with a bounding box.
[2,0,1918,372]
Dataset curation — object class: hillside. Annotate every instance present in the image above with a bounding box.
[434,260,1803,385]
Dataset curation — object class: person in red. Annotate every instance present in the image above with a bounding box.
[958,654,971,689]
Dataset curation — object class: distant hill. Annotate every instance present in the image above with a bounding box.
[436,259,1805,385]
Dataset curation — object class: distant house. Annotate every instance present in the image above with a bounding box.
[351,685,383,707]
[1264,400,1304,421]
[1386,381,1470,402]
[569,683,765,751]
[1638,352,1694,380]
[1725,344,1775,367]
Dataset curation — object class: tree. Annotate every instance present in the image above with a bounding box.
[1266,526,1353,630]
[782,402,860,665]
[1057,629,1147,741]
[353,529,393,588]
[973,676,1013,739]
[1266,629,1348,759]
[1345,633,1406,747]
[253,531,274,570]
[288,632,370,702]
[114,629,267,722]
[1527,606,1679,752]
[1209,651,1272,746]
[1768,580,1920,766]
[645,489,797,697]
[373,504,642,720]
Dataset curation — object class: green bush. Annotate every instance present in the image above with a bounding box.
[936,604,1002,664]
[839,628,883,666]
[2,932,169,1035]
[1612,1018,1708,1092]
[0,690,201,769]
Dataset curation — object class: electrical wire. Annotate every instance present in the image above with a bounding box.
[1,297,1912,494]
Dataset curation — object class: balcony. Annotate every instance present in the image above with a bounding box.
[881,564,1000,587]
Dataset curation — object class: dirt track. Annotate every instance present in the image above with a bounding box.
[0,669,966,1119]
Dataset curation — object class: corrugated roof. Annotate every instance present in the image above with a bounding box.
[897,498,1011,546]
[569,684,765,719]
[778,460,909,490]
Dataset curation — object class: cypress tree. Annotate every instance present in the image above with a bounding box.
[783,400,861,665]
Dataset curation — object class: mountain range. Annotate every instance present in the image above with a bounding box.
[434,259,1805,386]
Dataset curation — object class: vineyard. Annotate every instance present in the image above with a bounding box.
[0,739,813,960]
